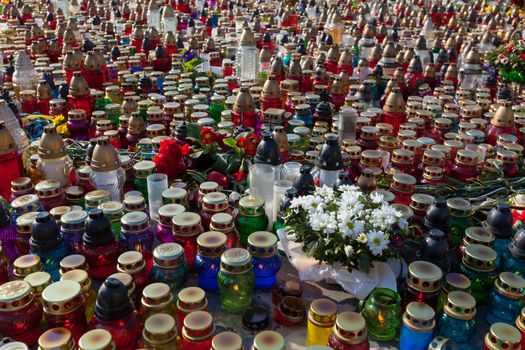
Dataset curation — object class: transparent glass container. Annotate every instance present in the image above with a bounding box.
[437,291,476,345]
[360,288,402,342]
[217,248,254,312]
[151,242,190,296]
[486,272,525,325]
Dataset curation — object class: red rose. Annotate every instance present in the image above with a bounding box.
[207,171,231,189]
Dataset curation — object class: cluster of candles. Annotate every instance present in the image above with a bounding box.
[1,0,525,346]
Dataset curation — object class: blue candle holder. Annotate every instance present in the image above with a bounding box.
[437,291,476,346]
[486,272,525,325]
[399,302,435,350]
[247,231,282,289]
[195,231,227,292]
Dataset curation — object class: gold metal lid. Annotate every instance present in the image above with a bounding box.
[407,261,443,292]
[248,231,278,257]
[403,302,435,331]
[117,251,145,275]
[410,193,435,212]
[0,280,33,312]
[10,177,33,194]
[172,212,202,233]
[60,254,88,274]
[455,149,478,166]
[182,311,214,341]
[199,181,219,193]
[141,282,173,309]
[308,298,337,327]
[38,328,75,350]
[121,211,150,233]
[333,311,367,345]
[494,272,525,300]
[24,271,52,295]
[35,179,61,199]
[444,291,476,320]
[484,323,521,350]
[158,204,185,226]
[60,269,91,293]
[252,331,285,350]
[78,329,115,350]
[153,243,185,267]
[133,160,155,178]
[446,198,472,217]
[220,248,252,274]
[443,273,471,294]
[42,280,82,315]
[13,254,43,278]
[177,286,207,313]
[212,331,242,350]
[197,231,227,257]
[492,101,514,128]
[463,244,497,272]
[464,227,494,246]
[143,314,177,345]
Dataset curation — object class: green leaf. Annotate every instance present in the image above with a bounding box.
[223,138,238,148]
[358,255,371,273]
[187,123,201,139]
[189,150,205,159]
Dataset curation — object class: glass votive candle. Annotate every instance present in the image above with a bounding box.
[210,213,240,249]
[486,272,525,325]
[120,211,154,267]
[59,254,88,275]
[274,296,305,327]
[16,212,40,256]
[217,248,255,312]
[23,271,52,305]
[195,231,227,292]
[252,331,285,350]
[0,281,43,346]
[459,244,498,303]
[141,313,181,349]
[236,195,269,247]
[516,307,525,349]
[211,331,243,350]
[306,298,338,346]
[13,254,43,279]
[151,242,190,296]
[182,311,215,350]
[437,291,477,345]
[176,287,208,334]
[404,260,443,309]
[42,280,88,342]
[328,311,370,350]
[156,204,185,243]
[162,187,188,206]
[247,231,282,289]
[140,282,176,321]
[78,329,116,350]
[37,327,76,350]
[60,210,87,254]
[437,273,471,311]
[60,269,97,323]
[483,323,522,350]
[172,212,203,271]
[399,302,435,350]
[360,288,402,342]
[98,201,124,240]
[117,251,150,298]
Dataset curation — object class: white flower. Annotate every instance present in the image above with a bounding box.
[357,233,368,243]
[370,191,384,204]
[367,230,389,256]
[344,245,355,257]
[309,211,337,234]
[315,186,335,202]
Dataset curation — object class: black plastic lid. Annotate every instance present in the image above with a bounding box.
[293,165,315,195]
[94,277,134,322]
[254,130,281,166]
[423,198,451,232]
[82,38,95,53]
[141,36,151,51]
[484,204,513,238]
[111,45,121,59]
[509,229,525,260]
[316,136,343,171]
[85,139,98,165]
[58,82,69,100]
[83,209,115,247]
[154,44,167,59]
[29,212,61,253]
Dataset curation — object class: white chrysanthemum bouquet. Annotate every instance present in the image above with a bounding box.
[284,185,409,273]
